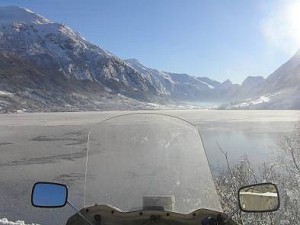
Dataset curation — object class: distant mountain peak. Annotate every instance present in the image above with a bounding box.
[0,6,50,25]
[222,79,232,85]
[242,76,264,83]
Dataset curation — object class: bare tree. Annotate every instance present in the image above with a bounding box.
[214,122,300,225]
[214,143,281,225]
[275,123,300,224]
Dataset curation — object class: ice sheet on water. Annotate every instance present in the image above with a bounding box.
[0,218,40,225]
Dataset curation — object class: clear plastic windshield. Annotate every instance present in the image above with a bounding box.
[84,113,222,214]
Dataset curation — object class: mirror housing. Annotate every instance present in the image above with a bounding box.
[31,182,68,208]
[238,183,279,212]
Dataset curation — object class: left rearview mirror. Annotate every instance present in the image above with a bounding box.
[238,183,279,212]
[31,182,68,208]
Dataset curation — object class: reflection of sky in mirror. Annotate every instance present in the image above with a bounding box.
[33,183,67,207]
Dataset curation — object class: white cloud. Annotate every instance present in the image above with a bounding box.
[261,0,300,54]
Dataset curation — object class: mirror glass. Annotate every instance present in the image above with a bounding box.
[239,183,279,212]
[32,182,68,208]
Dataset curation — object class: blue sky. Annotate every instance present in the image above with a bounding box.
[0,0,299,83]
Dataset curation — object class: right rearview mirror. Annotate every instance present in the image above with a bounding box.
[238,183,279,212]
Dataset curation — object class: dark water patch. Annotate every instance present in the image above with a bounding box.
[63,130,86,136]
[31,135,56,141]
[0,148,87,167]
[52,173,84,186]
[65,139,87,146]
[30,135,87,146]
[0,142,13,146]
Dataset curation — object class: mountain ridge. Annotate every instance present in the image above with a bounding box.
[124,58,240,102]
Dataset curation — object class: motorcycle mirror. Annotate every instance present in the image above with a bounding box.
[238,183,279,212]
[31,182,68,208]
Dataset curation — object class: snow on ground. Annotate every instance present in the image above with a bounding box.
[0,218,39,225]
[250,95,270,105]
[235,95,270,108]
[226,92,281,109]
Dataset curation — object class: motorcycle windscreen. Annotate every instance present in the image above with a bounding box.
[84,114,222,214]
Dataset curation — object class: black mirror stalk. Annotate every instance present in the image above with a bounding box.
[67,201,93,225]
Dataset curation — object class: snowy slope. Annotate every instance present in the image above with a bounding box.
[223,50,300,109]
[264,49,300,92]
[125,58,238,101]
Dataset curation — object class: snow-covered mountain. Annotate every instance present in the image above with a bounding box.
[1,6,300,112]
[264,50,300,93]
[0,6,158,92]
[0,6,167,112]
[0,6,248,112]
[222,50,300,109]
[125,58,239,102]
